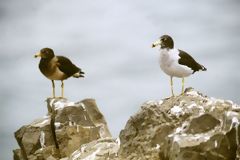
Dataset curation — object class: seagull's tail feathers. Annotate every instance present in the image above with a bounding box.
[200,65,207,71]
[73,70,85,78]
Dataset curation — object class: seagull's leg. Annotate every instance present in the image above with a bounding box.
[170,76,174,96]
[61,80,64,98]
[181,78,185,95]
[51,80,56,98]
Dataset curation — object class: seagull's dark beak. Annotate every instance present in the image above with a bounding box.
[152,39,161,48]
[34,52,41,58]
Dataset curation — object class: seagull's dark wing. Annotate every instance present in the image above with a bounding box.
[57,56,80,76]
[178,50,206,73]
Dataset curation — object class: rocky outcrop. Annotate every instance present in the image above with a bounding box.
[119,88,240,160]
[14,88,240,160]
[13,98,116,160]
[70,137,119,160]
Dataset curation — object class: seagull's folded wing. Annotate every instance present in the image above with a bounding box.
[57,56,80,76]
[178,50,205,73]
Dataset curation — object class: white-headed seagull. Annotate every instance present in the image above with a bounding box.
[34,48,84,98]
[152,35,206,96]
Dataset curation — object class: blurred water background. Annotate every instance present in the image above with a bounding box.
[0,0,240,159]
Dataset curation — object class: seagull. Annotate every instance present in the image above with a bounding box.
[152,35,206,96]
[34,48,84,98]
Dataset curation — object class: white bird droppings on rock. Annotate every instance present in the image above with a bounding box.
[67,102,75,106]
[115,138,121,145]
[40,131,46,149]
[214,140,218,148]
[80,103,87,111]
[31,118,50,128]
[170,106,184,117]
[54,122,61,129]
[232,104,240,110]
[187,103,196,109]
[172,133,211,148]
[54,101,65,110]
[186,90,199,97]
[82,148,101,160]
[232,117,239,125]
[69,121,73,126]
[156,144,160,149]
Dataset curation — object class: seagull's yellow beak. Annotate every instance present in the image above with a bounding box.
[34,52,41,58]
[152,39,162,48]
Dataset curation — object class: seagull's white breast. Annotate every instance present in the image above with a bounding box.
[159,48,193,78]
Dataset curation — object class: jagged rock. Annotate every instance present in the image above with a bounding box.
[119,88,240,160]
[13,149,23,160]
[70,137,119,160]
[13,98,112,160]
[14,88,240,160]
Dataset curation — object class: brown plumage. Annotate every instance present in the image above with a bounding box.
[35,48,84,98]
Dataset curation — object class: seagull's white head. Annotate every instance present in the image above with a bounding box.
[152,35,174,49]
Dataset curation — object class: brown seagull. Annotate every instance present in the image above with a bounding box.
[34,48,84,98]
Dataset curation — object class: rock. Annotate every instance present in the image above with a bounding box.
[13,149,23,160]
[119,88,240,160]
[14,88,240,160]
[70,137,119,160]
[13,98,112,160]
